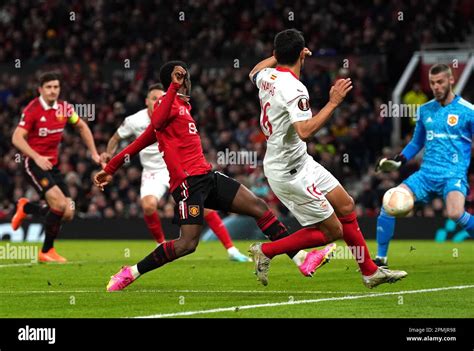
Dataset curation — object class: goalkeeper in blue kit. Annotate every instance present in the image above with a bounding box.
[375,64,474,266]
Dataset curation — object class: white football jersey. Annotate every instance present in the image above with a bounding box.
[255,67,313,180]
[117,108,167,172]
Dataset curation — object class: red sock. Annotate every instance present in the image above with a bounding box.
[339,212,378,276]
[261,227,329,259]
[204,210,233,249]
[144,212,165,244]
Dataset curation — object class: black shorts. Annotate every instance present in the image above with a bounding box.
[172,171,241,226]
[23,157,70,198]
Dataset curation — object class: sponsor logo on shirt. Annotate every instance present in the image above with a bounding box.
[38,128,64,137]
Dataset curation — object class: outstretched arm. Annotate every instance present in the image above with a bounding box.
[95,124,156,190]
[249,56,277,84]
[376,109,425,172]
[103,123,156,175]
[400,117,426,160]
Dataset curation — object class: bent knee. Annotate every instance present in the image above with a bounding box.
[446,207,464,221]
[62,210,75,221]
[142,204,157,216]
[337,196,355,217]
[321,221,343,241]
[50,199,68,213]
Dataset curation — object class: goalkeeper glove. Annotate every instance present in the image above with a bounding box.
[376,154,407,173]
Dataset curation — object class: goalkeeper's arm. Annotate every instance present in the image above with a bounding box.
[376,114,426,172]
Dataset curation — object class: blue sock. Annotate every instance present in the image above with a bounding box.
[376,208,396,257]
[455,212,474,238]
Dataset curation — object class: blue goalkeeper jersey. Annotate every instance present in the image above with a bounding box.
[401,95,474,178]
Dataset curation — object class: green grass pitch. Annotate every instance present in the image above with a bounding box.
[0,240,473,318]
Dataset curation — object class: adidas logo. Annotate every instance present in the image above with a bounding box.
[426,116,433,123]
[40,116,47,122]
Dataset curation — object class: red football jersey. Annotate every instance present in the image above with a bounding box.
[153,93,212,191]
[18,97,79,165]
[105,83,212,192]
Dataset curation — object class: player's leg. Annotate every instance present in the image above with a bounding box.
[11,198,49,230]
[325,185,378,275]
[41,185,69,262]
[251,161,342,264]
[12,157,51,229]
[141,195,166,244]
[227,181,307,266]
[107,223,203,292]
[375,172,425,265]
[62,198,75,222]
[135,224,202,275]
[203,208,250,262]
[374,184,413,265]
[22,158,69,262]
[140,171,168,244]
[445,179,474,238]
[326,184,407,288]
[107,181,206,291]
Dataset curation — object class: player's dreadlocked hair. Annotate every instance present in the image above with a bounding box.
[159,60,188,89]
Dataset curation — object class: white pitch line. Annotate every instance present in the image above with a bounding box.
[0,260,87,268]
[133,284,474,318]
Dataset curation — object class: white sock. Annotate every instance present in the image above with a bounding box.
[227,246,239,256]
[292,250,307,266]
[130,265,141,279]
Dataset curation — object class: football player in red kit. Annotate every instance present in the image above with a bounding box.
[11,72,100,262]
[95,62,333,291]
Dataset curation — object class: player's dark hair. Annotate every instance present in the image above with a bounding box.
[274,29,305,65]
[147,83,164,94]
[159,61,188,89]
[429,63,452,76]
[39,71,61,86]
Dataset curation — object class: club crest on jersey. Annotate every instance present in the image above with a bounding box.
[55,114,67,122]
[40,178,49,187]
[447,114,458,126]
[189,205,200,217]
[297,97,310,111]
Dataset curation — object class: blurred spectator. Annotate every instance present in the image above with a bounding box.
[0,0,472,219]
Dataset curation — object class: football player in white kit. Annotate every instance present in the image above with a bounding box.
[248,29,407,287]
[100,83,250,262]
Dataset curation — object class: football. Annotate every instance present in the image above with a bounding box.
[382,187,414,217]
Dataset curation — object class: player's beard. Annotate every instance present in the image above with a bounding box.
[434,87,450,102]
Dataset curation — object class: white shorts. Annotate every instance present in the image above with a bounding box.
[140,169,170,200]
[267,158,340,226]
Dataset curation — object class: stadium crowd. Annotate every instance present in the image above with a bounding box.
[0,0,473,220]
